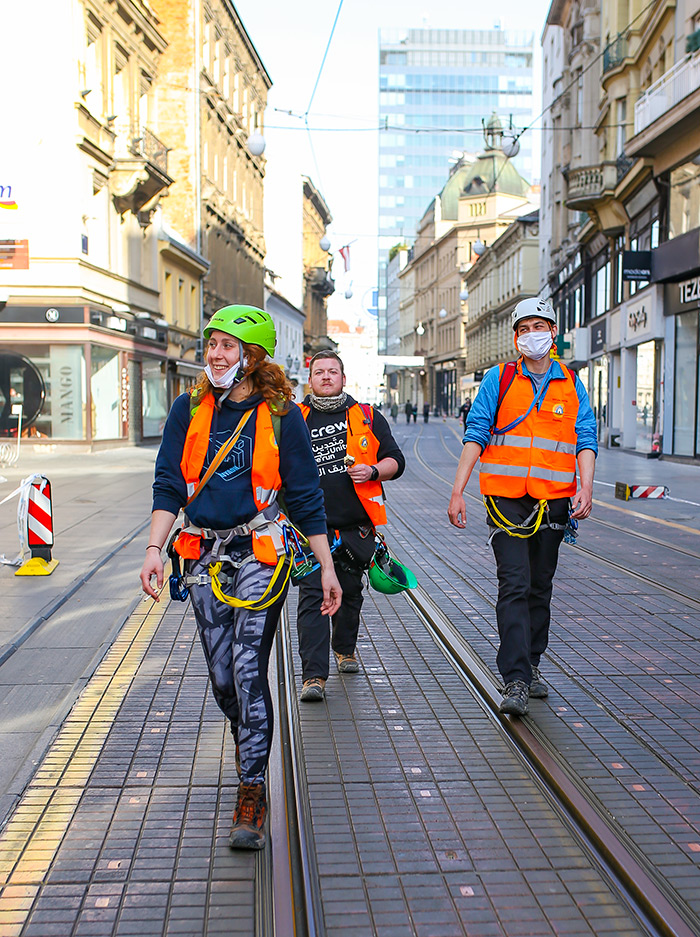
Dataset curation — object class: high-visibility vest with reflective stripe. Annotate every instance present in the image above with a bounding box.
[174,393,283,564]
[300,402,387,526]
[479,362,579,499]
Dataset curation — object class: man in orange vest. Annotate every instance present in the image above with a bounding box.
[448,298,597,716]
[297,351,405,702]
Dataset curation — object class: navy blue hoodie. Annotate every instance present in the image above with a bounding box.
[153,391,327,542]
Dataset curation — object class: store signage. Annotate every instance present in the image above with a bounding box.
[628,307,648,331]
[590,319,606,354]
[679,275,700,305]
[121,366,129,431]
[0,239,29,269]
[622,250,651,281]
[49,346,83,438]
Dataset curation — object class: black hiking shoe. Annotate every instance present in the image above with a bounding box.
[229,781,267,850]
[499,680,529,716]
[529,666,549,698]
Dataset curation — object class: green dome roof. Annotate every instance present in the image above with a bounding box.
[434,112,531,219]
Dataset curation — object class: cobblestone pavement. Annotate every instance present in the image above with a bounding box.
[0,430,698,935]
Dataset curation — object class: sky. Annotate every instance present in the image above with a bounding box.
[233,0,553,325]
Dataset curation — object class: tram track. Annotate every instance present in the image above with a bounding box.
[256,605,324,936]
[406,581,700,937]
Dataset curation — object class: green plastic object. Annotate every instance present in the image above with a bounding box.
[203,305,277,356]
[368,549,418,594]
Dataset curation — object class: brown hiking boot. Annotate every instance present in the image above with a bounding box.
[300,677,326,702]
[334,651,360,673]
[228,781,267,850]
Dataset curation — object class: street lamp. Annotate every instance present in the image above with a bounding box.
[415,322,425,336]
[247,132,266,156]
[473,240,486,256]
[460,288,469,301]
[319,235,331,252]
[439,307,448,318]
[285,354,293,371]
[502,137,520,159]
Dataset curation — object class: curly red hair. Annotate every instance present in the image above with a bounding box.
[192,342,294,413]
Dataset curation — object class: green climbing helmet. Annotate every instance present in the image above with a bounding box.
[368,550,418,595]
[203,305,277,357]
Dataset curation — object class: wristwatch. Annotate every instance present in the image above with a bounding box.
[369,465,379,481]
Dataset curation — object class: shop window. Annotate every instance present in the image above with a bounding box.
[673,311,698,456]
[91,346,121,439]
[142,359,167,437]
[668,161,700,240]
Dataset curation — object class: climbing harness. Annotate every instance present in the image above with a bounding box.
[485,496,548,541]
[167,512,311,609]
[485,497,579,546]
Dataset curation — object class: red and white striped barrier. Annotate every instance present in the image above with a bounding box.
[26,477,54,560]
[630,485,668,499]
[0,474,59,575]
[615,481,669,502]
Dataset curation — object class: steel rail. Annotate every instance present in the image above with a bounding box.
[407,429,700,611]
[257,606,325,936]
[406,582,700,937]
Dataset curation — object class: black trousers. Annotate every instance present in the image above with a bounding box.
[488,496,567,686]
[296,560,364,681]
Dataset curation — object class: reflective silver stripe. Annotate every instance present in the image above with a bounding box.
[532,436,576,455]
[529,466,576,483]
[255,486,278,507]
[478,462,529,477]
[487,434,531,448]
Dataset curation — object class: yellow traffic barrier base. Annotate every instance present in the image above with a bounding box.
[15,557,60,576]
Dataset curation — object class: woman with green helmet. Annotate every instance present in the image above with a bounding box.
[140,304,341,850]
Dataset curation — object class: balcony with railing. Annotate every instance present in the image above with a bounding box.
[630,51,700,149]
[564,162,618,211]
[112,127,173,220]
[603,34,628,73]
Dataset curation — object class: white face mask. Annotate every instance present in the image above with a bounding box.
[204,360,241,388]
[516,331,553,360]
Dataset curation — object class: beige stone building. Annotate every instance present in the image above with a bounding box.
[301,176,335,356]
[0,0,209,445]
[541,0,700,455]
[465,212,540,382]
[151,0,271,314]
[403,117,537,414]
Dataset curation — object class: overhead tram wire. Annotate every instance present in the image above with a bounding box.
[302,0,345,200]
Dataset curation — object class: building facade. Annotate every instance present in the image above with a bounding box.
[264,279,305,402]
[465,211,540,384]
[302,176,336,357]
[540,0,700,456]
[0,0,187,445]
[397,118,537,415]
[377,26,536,352]
[151,0,271,315]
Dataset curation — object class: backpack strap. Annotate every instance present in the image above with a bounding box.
[493,361,517,428]
[359,403,373,426]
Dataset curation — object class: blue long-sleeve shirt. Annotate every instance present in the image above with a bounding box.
[153,392,327,538]
[464,359,598,456]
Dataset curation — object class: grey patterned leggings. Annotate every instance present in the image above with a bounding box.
[187,548,288,784]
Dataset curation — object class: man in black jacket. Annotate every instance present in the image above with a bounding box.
[296,351,405,701]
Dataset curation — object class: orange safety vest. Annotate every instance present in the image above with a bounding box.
[479,362,579,500]
[174,393,283,564]
[300,402,387,526]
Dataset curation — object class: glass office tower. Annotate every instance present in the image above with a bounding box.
[378,27,535,352]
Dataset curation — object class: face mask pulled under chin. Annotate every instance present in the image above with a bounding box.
[516,331,553,360]
[204,357,247,389]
